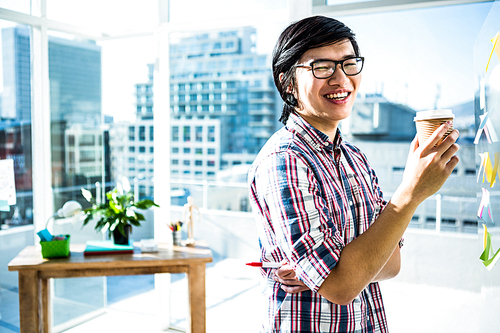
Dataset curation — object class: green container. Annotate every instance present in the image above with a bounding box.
[40,235,71,258]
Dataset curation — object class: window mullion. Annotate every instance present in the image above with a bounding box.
[30,0,53,236]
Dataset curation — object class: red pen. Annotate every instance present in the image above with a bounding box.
[246,262,283,268]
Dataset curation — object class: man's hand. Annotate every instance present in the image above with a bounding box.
[272,264,309,293]
[399,121,460,205]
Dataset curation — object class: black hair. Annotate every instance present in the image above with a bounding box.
[272,16,360,124]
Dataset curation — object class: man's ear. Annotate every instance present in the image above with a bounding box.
[279,73,294,94]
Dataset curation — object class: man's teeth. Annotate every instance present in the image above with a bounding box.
[325,92,348,100]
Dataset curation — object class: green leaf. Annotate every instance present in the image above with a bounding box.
[134,199,159,210]
[82,214,93,226]
[129,220,141,227]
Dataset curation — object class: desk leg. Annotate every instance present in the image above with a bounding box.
[187,263,206,333]
[41,278,51,332]
[18,270,40,333]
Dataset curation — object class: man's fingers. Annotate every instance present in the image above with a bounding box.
[421,121,453,151]
[281,284,309,294]
[275,265,295,279]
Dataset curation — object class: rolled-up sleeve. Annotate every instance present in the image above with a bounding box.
[253,151,344,292]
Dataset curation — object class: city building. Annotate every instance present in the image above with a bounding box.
[112,27,280,188]
[1,26,101,125]
[169,27,280,165]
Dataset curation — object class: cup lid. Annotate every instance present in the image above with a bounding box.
[414,109,454,121]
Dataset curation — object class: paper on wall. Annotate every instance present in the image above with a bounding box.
[0,159,16,206]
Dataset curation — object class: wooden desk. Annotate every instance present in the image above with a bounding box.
[8,243,212,333]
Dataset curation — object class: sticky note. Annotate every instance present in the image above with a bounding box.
[477,188,493,223]
[480,78,486,110]
[480,224,500,271]
[474,112,499,144]
[486,32,500,73]
[477,152,500,187]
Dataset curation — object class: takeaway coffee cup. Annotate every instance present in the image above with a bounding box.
[413,109,454,145]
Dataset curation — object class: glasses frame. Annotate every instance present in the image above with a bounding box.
[295,57,364,79]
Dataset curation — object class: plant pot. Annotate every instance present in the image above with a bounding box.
[113,225,131,245]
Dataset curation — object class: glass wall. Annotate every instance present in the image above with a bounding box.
[1,1,498,332]
[0,21,33,230]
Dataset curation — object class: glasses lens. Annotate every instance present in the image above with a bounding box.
[311,61,334,79]
[343,58,363,75]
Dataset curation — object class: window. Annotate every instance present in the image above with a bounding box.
[129,126,135,140]
[149,126,154,141]
[172,126,179,141]
[244,57,254,67]
[139,126,146,141]
[139,146,146,153]
[195,126,203,142]
[207,126,215,142]
[183,126,191,142]
[129,146,135,152]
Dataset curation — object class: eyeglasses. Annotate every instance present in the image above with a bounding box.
[295,57,364,79]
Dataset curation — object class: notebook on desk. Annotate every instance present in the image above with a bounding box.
[83,240,134,256]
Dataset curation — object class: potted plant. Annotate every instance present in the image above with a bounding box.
[81,177,159,245]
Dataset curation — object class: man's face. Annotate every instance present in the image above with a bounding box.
[292,39,361,135]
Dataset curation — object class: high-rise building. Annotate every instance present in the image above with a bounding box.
[169,27,280,160]
[1,26,102,125]
[113,26,280,187]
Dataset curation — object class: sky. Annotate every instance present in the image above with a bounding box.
[0,0,495,120]
[340,2,494,111]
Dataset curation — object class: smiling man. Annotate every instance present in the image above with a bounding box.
[248,16,460,333]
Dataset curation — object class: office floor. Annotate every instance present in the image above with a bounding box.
[0,258,488,333]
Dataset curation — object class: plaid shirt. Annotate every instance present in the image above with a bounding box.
[248,113,389,333]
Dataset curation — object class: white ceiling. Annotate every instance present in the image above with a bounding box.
[312,0,494,16]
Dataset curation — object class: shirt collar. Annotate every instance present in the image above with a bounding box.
[286,112,342,152]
